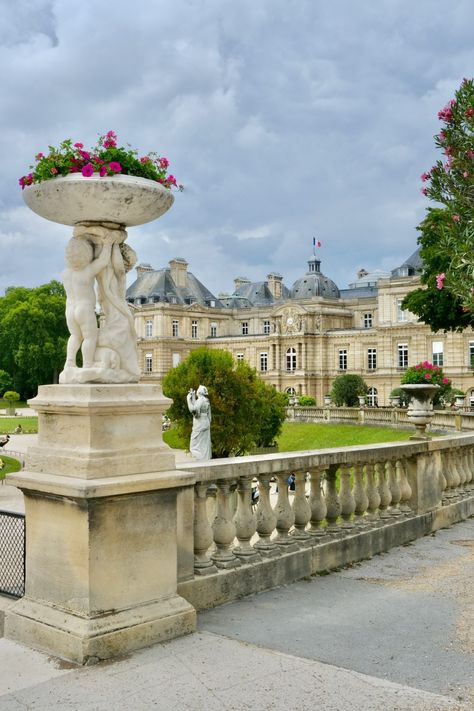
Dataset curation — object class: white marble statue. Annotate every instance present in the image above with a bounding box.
[187,385,212,461]
[59,222,140,384]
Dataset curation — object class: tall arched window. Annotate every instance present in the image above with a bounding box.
[367,387,378,407]
[285,387,297,396]
[286,347,297,372]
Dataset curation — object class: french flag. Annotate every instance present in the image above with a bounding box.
[313,237,321,248]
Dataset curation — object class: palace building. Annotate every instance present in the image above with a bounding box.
[126,250,474,406]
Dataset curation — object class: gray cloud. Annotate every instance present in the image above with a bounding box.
[1,0,474,297]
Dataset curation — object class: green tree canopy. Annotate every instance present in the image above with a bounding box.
[0,281,68,398]
[162,348,286,457]
[403,78,474,331]
[0,370,13,397]
[330,374,368,407]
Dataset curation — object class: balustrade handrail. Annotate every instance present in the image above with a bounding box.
[176,432,474,483]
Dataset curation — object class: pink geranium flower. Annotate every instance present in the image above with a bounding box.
[108,161,122,173]
[436,272,446,289]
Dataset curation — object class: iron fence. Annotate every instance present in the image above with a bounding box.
[0,510,25,597]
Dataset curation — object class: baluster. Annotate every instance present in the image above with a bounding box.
[353,462,369,526]
[339,464,355,529]
[396,459,412,513]
[443,449,456,499]
[308,467,327,537]
[291,470,311,540]
[211,479,241,568]
[387,459,402,515]
[254,473,279,556]
[233,475,259,561]
[450,449,462,497]
[377,461,392,519]
[466,447,474,488]
[274,472,298,548]
[460,449,470,493]
[365,462,381,524]
[325,466,341,533]
[438,451,448,503]
[457,449,467,494]
[193,481,218,574]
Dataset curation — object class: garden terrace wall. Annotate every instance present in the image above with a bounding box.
[176,434,474,611]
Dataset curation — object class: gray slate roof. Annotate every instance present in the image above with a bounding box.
[126,268,223,307]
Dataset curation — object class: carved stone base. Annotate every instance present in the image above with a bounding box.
[59,365,139,384]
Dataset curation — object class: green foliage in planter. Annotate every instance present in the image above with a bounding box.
[297,395,316,406]
[330,374,368,407]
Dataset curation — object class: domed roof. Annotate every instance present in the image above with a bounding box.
[290,256,340,299]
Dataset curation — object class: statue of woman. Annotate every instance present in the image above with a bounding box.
[187,385,212,460]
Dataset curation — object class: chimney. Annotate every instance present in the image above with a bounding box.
[267,272,283,299]
[234,276,250,292]
[169,257,188,289]
[136,263,154,276]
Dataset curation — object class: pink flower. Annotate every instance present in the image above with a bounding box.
[420,187,428,196]
[103,130,117,149]
[463,171,470,178]
[467,150,474,159]
[81,163,94,177]
[465,108,473,117]
[453,214,460,222]
[436,272,446,289]
[415,364,421,370]
[35,153,43,161]
[420,171,431,182]
[108,161,122,173]
[50,167,58,174]
[74,142,84,149]
[442,378,449,385]
[18,173,33,190]
[439,130,446,140]
[424,372,432,380]
[99,165,107,177]
[140,156,150,164]
[79,150,90,161]
[167,174,177,186]
[159,157,169,169]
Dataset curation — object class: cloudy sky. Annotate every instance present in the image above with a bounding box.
[1,0,473,298]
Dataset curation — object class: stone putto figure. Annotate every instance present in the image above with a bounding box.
[187,385,212,461]
[59,222,140,384]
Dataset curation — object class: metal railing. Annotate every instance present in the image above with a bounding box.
[0,510,25,597]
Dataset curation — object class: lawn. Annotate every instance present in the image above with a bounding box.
[163,421,415,453]
[0,455,22,480]
[277,422,414,451]
[0,417,38,434]
[0,400,29,410]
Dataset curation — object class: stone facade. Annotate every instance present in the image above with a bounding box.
[127,250,474,406]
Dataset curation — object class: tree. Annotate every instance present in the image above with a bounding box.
[330,374,367,407]
[0,370,13,397]
[162,348,286,457]
[0,281,68,398]
[3,390,20,415]
[403,78,474,331]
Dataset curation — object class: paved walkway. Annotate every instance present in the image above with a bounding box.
[0,518,472,710]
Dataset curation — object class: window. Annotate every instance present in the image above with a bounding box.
[398,343,408,369]
[469,341,474,368]
[145,319,153,338]
[191,320,198,339]
[263,320,271,335]
[145,353,153,373]
[241,321,249,335]
[172,353,180,368]
[367,348,377,370]
[210,323,217,338]
[236,353,244,362]
[260,352,268,372]
[432,341,444,367]
[172,320,179,337]
[367,387,378,407]
[363,313,373,329]
[339,349,347,371]
[397,298,408,322]
[286,347,297,372]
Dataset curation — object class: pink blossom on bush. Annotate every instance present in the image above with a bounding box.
[452,214,460,222]
[159,157,169,169]
[436,272,446,290]
[420,172,431,182]
[108,161,122,173]
[74,143,84,149]
[424,372,432,380]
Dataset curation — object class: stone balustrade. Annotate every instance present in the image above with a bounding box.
[177,434,474,611]
[287,405,474,431]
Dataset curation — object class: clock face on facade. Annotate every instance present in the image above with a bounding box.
[286,316,294,326]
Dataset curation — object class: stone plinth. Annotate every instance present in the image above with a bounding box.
[4,384,196,664]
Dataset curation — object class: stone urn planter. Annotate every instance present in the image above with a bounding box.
[23,174,174,385]
[358,395,366,407]
[23,173,174,227]
[324,395,332,406]
[400,384,439,440]
[390,396,400,408]
[455,394,465,409]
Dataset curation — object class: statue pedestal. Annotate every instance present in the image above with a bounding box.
[5,384,196,664]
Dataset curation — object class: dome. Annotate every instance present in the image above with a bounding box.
[290,256,340,299]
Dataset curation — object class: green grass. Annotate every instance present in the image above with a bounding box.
[163,421,415,453]
[0,417,38,434]
[0,455,22,480]
[276,422,414,451]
